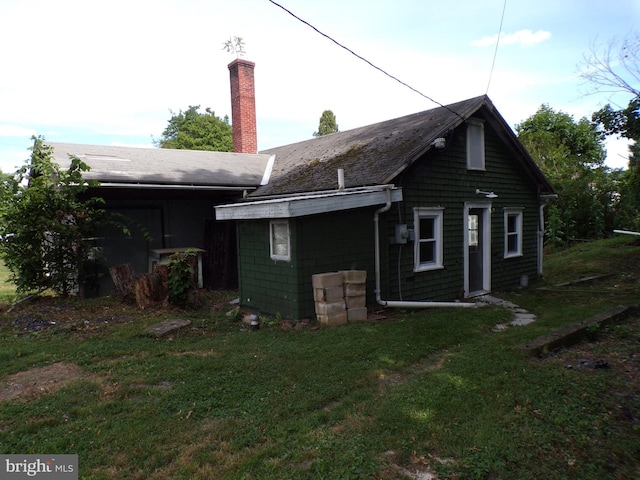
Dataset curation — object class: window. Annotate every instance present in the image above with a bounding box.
[413,207,444,271]
[504,209,523,258]
[466,118,485,170]
[468,214,479,247]
[270,220,290,261]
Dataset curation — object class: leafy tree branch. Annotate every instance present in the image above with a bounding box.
[0,137,106,296]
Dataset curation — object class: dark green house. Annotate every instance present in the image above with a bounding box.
[215,96,555,320]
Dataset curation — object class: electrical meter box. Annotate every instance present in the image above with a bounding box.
[394,224,409,244]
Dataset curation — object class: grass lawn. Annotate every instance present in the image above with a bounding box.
[0,262,16,302]
[0,236,638,479]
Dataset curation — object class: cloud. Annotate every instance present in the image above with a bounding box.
[0,125,37,137]
[472,29,552,47]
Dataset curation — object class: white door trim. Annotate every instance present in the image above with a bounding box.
[463,202,492,297]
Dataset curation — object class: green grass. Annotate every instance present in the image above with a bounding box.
[0,262,15,302]
[0,237,639,479]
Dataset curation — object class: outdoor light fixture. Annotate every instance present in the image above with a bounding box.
[476,188,498,199]
[432,137,446,149]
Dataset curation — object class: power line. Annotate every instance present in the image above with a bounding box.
[485,0,508,95]
[266,0,465,120]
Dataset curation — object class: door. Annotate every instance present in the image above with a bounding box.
[465,204,491,296]
[203,218,238,290]
[468,209,483,293]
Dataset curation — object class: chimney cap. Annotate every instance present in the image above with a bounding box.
[228,58,255,69]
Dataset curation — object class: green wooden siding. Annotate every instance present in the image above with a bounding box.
[295,209,377,318]
[235,114,545,318]
[237,209,376,319]
[384,115,541,301]
[237,220,299,317]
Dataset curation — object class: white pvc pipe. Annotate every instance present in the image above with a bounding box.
[373,188,392,306]
[614,229,640,236]
[383,300,476,308]
[537,202,546,275]
[374,187,477,309]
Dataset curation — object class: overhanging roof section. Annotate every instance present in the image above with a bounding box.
[215,186,403,220]
[254,97,487,197]
[254,95,554,197]
[48,142,272,189]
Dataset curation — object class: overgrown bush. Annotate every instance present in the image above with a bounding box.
[0,137,106,296]
[167,250,198,308]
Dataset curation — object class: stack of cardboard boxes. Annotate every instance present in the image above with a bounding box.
[341,270,367,322]
[312,270,367,326]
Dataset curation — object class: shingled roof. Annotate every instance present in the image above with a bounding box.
[255,95,552,197]
[49,142,272,190]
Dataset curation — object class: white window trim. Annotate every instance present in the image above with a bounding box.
[466,118,486,171]
[504,208,523,258]
[413,207,444,272]
[269,220,291,261]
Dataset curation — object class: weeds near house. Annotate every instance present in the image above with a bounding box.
[0,237,638,479]
[167,250,199,308]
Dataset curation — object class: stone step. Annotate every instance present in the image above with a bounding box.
[144,318,192,338]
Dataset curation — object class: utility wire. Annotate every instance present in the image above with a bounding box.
[485,0,507,95]
[267,0,465,120]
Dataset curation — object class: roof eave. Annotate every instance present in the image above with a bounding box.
[215,185,403,220]
[92,182,256,191]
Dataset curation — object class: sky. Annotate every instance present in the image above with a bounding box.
[0,0,638,174]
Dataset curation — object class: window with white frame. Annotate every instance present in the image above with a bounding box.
[504,208,523,258]
[413,207,444,272]
[270,220,291,261]
[466,118,485,170]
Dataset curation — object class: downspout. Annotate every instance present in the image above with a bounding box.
[538,194,558,276]
[374,187,476,309]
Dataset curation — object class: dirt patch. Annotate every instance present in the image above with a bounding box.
[1,296,136,335]
[170,350,221,357]
[382,450,443,480]
[378,353,447,393]
[0,362,89,402]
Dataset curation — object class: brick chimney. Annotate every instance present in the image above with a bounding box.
[228,58,258,154]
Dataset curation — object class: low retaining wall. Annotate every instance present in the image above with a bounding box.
[522,305,638,356]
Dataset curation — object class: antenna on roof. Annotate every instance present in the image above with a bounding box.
[223,36,246,58]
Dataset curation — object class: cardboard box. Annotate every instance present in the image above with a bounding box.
[347,307,368,322]
[312,272,343,289]
[317,312,348,326]
[340,270,367,284]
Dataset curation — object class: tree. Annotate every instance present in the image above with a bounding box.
[579,31,640,230]
[154,106,233,152]
[579,32,639,99]
[0,137,106,296]
[592,97,640,230]
[516,105,616,246]
[313,110,339,137]
[580,32,639,161]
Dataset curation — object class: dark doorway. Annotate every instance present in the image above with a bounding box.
[203,219,238,290]
[468,208,484,293]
